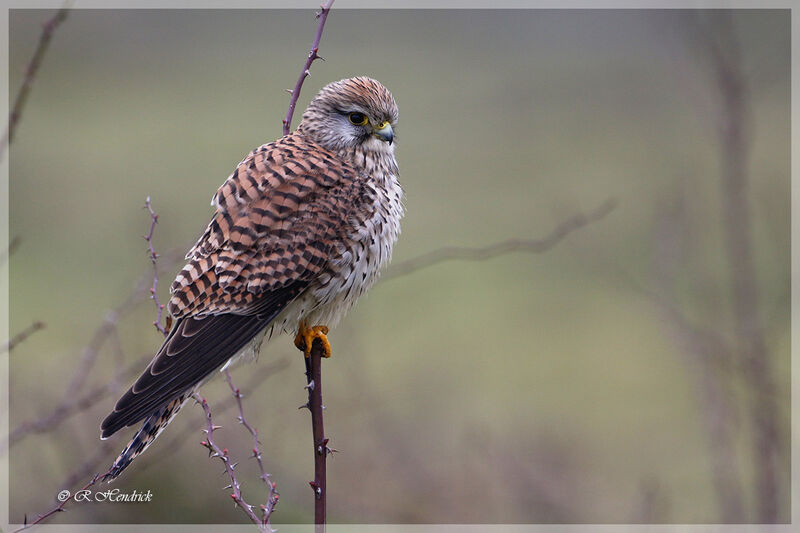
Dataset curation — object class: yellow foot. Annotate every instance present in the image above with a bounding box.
[294,323,331,358]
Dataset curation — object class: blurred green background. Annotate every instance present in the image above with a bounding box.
[6,9,789,525]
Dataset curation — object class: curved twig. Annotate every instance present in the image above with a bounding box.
[383,198,618,281]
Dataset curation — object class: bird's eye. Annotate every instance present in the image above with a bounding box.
[348,112,369,126]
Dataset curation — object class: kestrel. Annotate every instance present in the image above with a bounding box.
[100,77,402,480]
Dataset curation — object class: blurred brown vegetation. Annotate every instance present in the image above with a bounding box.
[4,9,789,526]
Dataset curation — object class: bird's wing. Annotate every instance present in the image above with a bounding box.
[171,133,366,318]
[101,133,366,438]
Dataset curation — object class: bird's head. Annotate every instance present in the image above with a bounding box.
[297,77,398,153]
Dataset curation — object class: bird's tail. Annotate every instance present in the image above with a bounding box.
[102,394,189,482]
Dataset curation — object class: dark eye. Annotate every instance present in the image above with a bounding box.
[348,112,368,126]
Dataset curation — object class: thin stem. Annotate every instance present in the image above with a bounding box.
[11,473,102,533]
[282,0,335,135]
[2,321,45,353]
[194,394,273,532]
[1,7,69,160]
[701,14,781,522]
[224,369,280,525]
[383,198,617,281]
[303,342,328,529]
[144,197,170,337]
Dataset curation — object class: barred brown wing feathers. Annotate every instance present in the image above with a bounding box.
[105,133,367,439]
[168,133,364,319]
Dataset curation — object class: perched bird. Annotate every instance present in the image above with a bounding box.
[101,77,402,480]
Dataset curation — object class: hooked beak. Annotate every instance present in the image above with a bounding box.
[373,121,394,145]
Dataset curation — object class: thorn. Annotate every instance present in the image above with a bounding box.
[305,380,315,391]
[285,88,293,94]
[298,402,310,410]
[223,484,233,490]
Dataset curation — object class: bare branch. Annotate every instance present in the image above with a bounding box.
[1,7,69,160]
[4,246,181,452]
[194,394,274,532]
[224,370,280,526]
[301,339,330,528]
[144,197,170,337]
[647,196,745,521]
[695,13,782,522]
[136,357,289,473]
[2,321,45,353]
[282,0,335,135]
[383,198,617,281]
[11,473,102,533]
[4,353,152,450]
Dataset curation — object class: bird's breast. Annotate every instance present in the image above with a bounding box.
[309,164,403,326]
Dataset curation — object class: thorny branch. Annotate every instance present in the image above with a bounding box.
[144,197,171,337]
[301,339,331,529]
[11,360,289,532]
[383,198,617,281]
[11,473,104,533]
[194,394,274,532]
[1,7,69,161]
[224,369,280,526]
[139,358,289,473]
[282,0,335,136]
